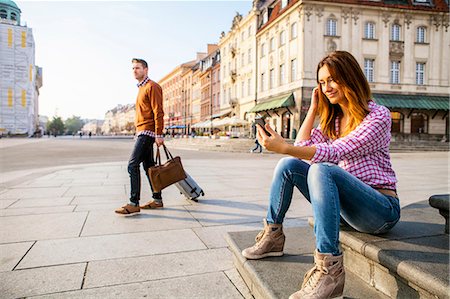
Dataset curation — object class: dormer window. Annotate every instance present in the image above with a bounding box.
[0,10,7,19]
[281,0,288,9]
[11,12,17,21]
[263,10,268,24]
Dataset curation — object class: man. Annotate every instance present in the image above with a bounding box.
[115,58,165,215]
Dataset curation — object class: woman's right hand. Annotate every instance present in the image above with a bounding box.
[310,87,319,112]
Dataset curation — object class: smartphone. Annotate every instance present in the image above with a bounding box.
[255,117,271,136]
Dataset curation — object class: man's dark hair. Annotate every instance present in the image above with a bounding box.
[132,58,148,69]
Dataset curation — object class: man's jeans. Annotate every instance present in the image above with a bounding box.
[267,157,400,255]
[128,135,162,204]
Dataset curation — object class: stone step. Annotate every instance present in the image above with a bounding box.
[226,199,449,299]
[226,226,390,299]
[337,200,449,299]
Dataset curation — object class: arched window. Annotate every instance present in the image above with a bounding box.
[411,112,428,133]
[416,26,426,43]
[326,18,337,36]
[0,10,7,19]
[391,112,404,133]
[391,24,401,41]
[10,12,17,21]
[364,22,376,39]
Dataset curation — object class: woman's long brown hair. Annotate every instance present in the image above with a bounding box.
[316,51,372,139]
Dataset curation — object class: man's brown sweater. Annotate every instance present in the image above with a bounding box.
[135,79,164,135]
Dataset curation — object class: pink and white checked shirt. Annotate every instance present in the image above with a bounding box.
[294,101,397,190]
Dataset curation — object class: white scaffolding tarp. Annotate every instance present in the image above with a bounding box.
[0,23,37,135]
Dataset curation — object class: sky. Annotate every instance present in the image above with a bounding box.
[16,0,253,120]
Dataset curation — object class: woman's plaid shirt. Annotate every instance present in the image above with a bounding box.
[294,101,397,190]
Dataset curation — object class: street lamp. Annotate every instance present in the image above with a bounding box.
[210,69,213,137]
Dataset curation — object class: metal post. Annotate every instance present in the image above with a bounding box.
[210,69,213,137]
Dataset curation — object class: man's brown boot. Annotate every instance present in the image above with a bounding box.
[289,250,345,299]
[241,219,285,259]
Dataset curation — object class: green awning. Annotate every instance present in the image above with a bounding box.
[249,93,295,113]
[373,93,449,110]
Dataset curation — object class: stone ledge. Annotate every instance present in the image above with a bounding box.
[338,200,449,299]
[226,227,389,299]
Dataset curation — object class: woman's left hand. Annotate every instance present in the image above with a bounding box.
[256,124,288,154]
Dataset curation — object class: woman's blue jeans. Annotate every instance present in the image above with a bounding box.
[267,157,400,255]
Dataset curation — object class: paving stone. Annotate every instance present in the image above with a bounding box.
[0,205,75,216]
[225,268,254,299]
[84,247,232,288]
[17,229,206,269]
[9,197,74,208]
[32,272,242,299]
[80,208,202,236]
[184,198,268,226]
[0,242,34,271]
[0,199,16,209]
[0,187,69,199]
[0,263,85,298]
[0,212,87,243]
[64,185,126,197]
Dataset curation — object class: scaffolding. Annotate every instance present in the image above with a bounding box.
[0,22,37,135]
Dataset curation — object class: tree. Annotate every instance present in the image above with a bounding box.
[64,116,84,135]
[46,116,65,136]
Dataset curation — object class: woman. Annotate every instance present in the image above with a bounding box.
[242,51,400,299]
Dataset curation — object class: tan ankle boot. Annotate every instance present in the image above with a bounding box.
[241,219,285,260]
[289,250,345,299]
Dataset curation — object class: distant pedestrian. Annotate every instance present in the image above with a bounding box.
[242,51,400,299]
[115,58,165,215]
[79,131,82,138]
[88,132,92,138]
[250,138,262,153]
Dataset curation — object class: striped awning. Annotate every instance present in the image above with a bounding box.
[249,93,295,113]
[373,93,449,110]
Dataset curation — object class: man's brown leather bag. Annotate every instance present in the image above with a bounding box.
[148,145,186,192]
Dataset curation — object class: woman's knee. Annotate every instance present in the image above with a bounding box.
[274,157,302,176]
[307,163,334,180]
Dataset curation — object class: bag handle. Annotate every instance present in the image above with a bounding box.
[154,144,174,166]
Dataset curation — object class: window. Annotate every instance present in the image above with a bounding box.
[241,53,245,67]
[326,19,337,36]
[0,9,6,19]
[416,26,426,43]
[390,61,400,84]
[11,12,17,21]
[261,43,266,57]
[364,59,375,83]
[279,31,286,46]
[291,22,297,39]
[248,26,252,38]
[241,32,245,42]
[416,62,425,85]
[270,37,275,52]
[290,58,297,82]
[241,81,245,97]
[391,112,404,133]
[248,78,251,96]
[248,48,252,64]
[263,11,268,24]
[281,0,288,9]
[270,69,275,89]
[391,24,401,41]
[261,73,265,91]
[364,22,376,39]
[279,64,285,85]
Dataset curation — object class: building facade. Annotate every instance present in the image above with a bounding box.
[0,0,42,136]
[101,104,135,135]
[249,0,449,140]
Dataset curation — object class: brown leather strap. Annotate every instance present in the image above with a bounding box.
[376,188,398,199]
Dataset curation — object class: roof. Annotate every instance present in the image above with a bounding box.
[373,93,450,110]
[0,0,20,10]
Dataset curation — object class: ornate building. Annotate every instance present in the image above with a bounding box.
[0,0,43,136]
